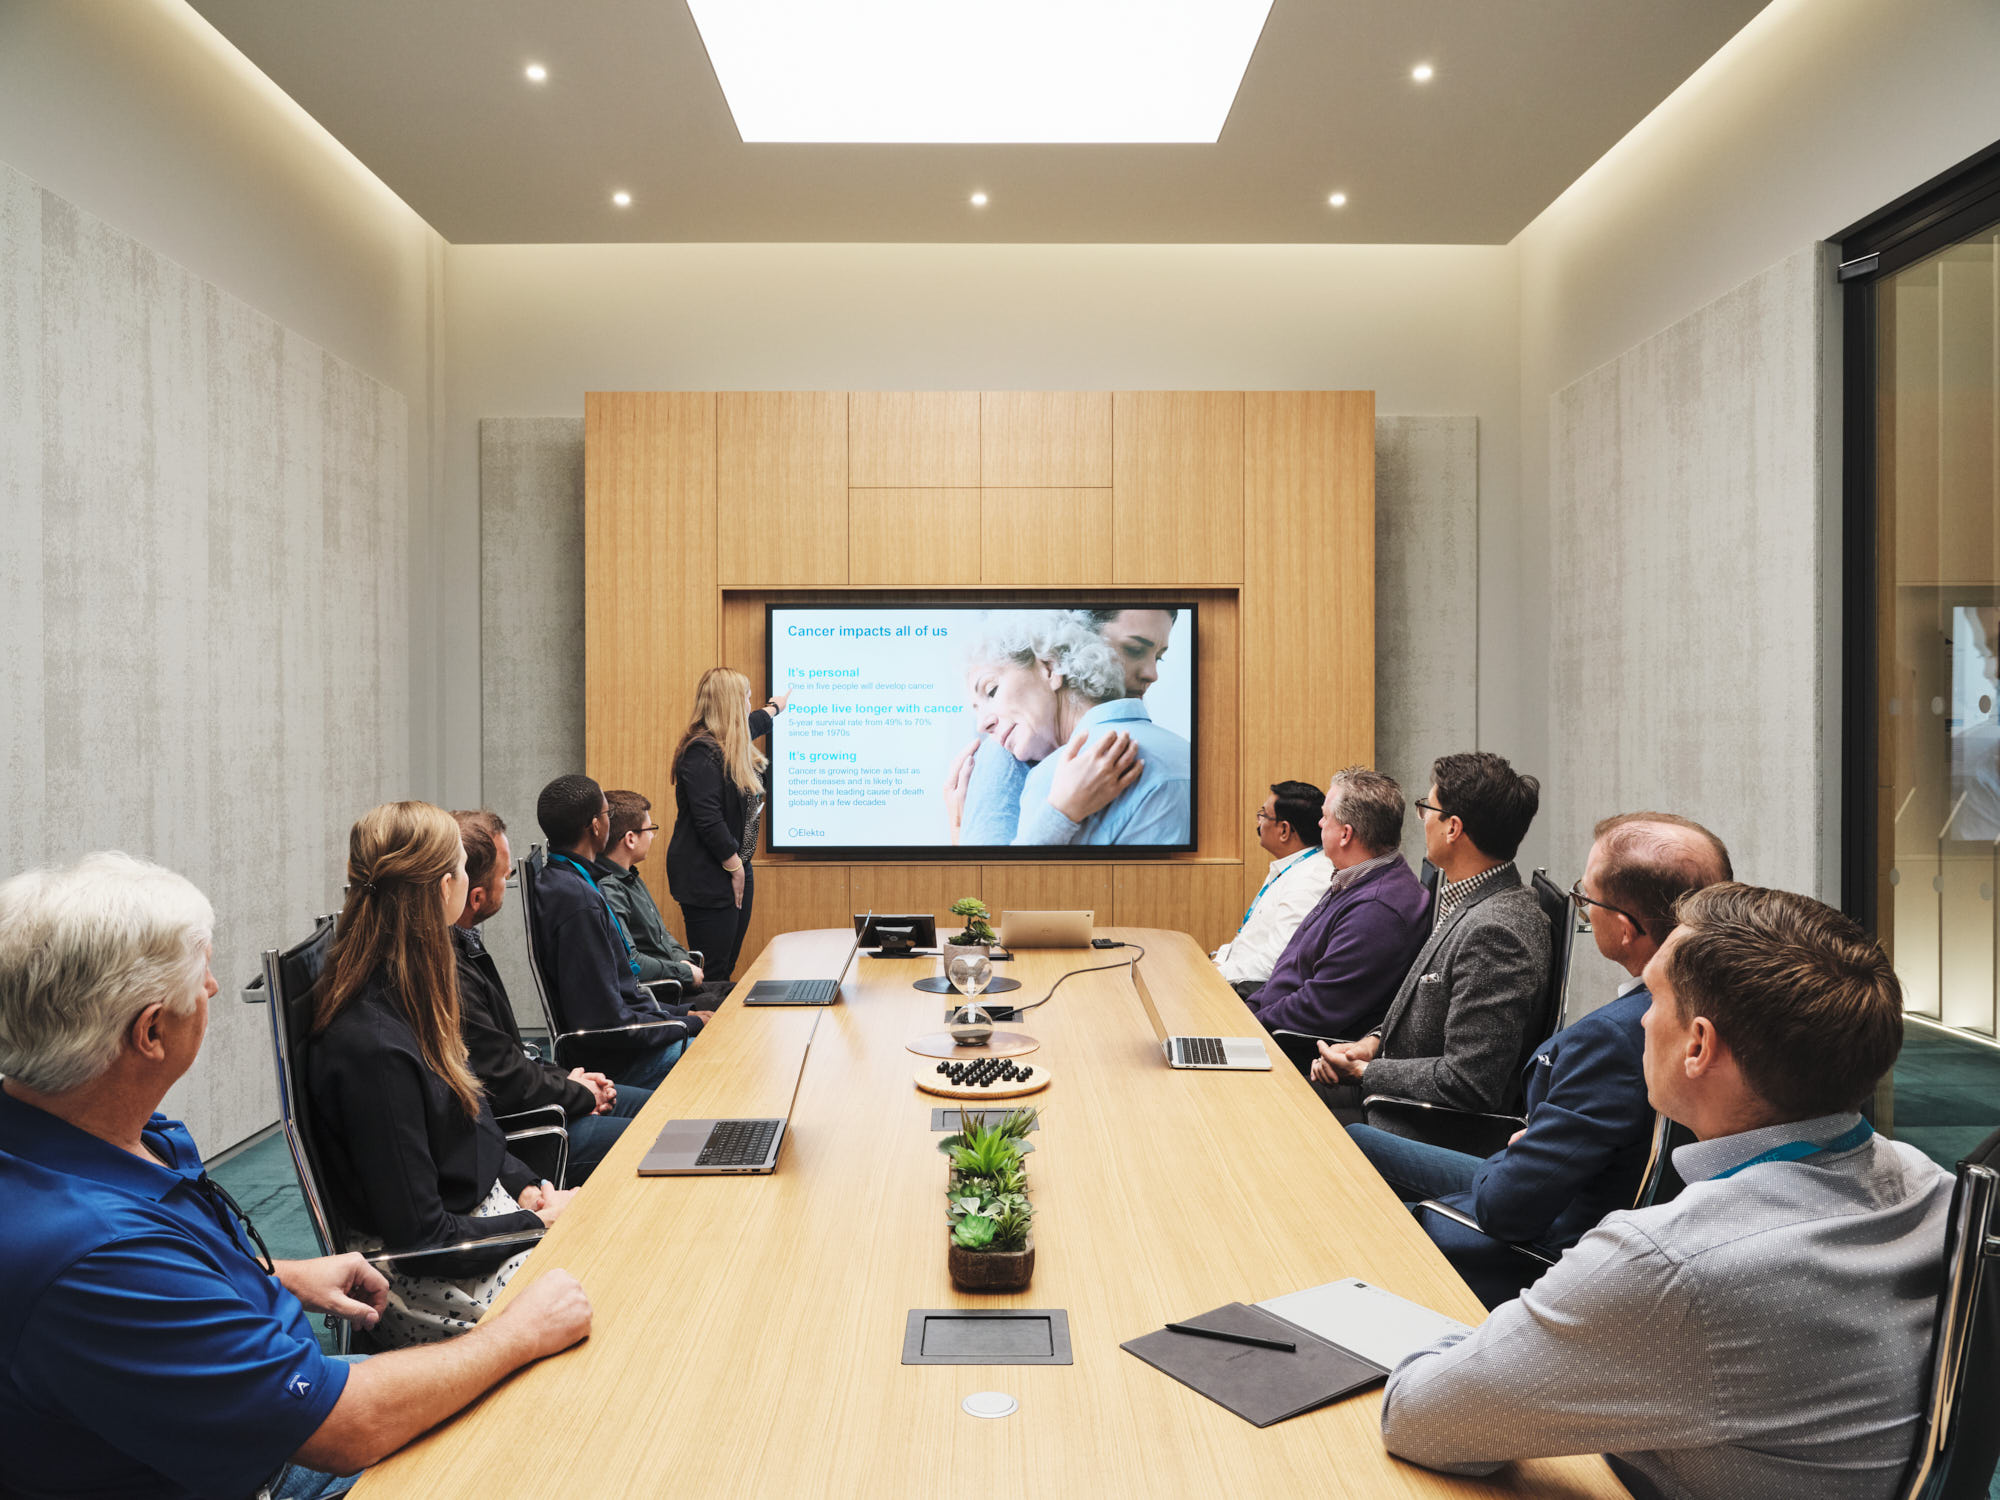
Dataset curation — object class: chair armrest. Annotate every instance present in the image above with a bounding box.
[1414,1200,1557,1268]
[360,1228,547,1273]
[242,974,268,1005]
[686,950,704,967]
[639,978,683,1005]
[502,1123,571,1190]
[1362,1095,1526,1157]
[494,1104,567,1132]
[552,1018,691,1066]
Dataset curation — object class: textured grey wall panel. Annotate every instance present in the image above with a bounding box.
[1376,415,1479,867]
[477,417,587,1024]
[1,165,42,877]
[4,164,411,1151]
[1550,245,1824,1006]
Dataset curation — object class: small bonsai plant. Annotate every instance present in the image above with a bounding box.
[941,1109,1038,1277]
[947,897,997,948]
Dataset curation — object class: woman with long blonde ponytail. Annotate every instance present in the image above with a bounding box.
[665,667,789,982]
[307,801,576,1345]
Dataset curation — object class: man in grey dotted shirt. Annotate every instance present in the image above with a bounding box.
[1380,883,1951,1500]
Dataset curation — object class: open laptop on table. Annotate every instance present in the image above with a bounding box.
[741,921,866,1006]
[1132,959,1271,1071]
[638,1011,822,1175]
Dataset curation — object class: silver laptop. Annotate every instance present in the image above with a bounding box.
[638,1012,822,1175]
[998,909,1094,948]
[1132,960,1271,1071]
[741,921,866,1006]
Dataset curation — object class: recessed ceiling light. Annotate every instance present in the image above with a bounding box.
[1327,192,1347,207]
[687,0,1277,143]
[524,62,548,83]
[970,192,989,207]
[611,191,632,208]
[1411,62,1435,82]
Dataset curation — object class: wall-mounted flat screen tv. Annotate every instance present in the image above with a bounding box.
[766,602,1196,857]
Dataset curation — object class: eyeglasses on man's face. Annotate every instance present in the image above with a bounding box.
[1569,878,1641,930]
[1415,798,1447,820]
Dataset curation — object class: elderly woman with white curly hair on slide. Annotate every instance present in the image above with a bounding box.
[946,608,1193,847]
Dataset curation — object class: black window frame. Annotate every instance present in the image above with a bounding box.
[1837,139,2000,934]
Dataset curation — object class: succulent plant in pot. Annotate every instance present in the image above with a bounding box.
[941,1108,1037,1292]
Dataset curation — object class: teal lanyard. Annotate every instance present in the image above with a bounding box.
[551,853,642,978]
[1711,1118,1874,1180]
[1240,848,1321,928]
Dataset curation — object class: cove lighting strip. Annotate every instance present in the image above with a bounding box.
[687,0,1276,144]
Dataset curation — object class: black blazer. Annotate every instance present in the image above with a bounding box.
[452,924,596,1121]
[666,708,770,907]
[305,966,542,1271]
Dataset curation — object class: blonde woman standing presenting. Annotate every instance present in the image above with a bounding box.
[666,668,789,982]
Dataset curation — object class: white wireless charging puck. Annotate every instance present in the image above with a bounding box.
[961,1391,1018,1419]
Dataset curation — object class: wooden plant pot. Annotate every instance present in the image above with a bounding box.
[948,1235,1035,1293]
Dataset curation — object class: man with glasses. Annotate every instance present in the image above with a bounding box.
[596,790,707,998]
[1311,751,1548,1134]
[451,809,654,1183]
[0,853,592,1500]
[1348,812,1732,1305]
[1214,780,1334,996]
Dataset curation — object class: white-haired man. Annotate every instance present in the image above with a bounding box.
[0,853,592,1500]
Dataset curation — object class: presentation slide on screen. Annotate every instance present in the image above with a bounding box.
[769,605,1195,851]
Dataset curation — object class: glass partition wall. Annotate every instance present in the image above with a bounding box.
[1850,164,2000,1046]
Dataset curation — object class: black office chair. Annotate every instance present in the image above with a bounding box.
[1357,868,1578,1155]
[1897,1124,2000,1500]
[1413,1109,1695,1274]
[517,843,690,1067]
[242,917,555,1348]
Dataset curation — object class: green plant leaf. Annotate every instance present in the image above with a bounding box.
[951,1214,997,1250]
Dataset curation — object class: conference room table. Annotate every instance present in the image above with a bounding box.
[359,927,1626,1499]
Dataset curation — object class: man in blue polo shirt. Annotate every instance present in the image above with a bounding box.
[0,852,593,1500]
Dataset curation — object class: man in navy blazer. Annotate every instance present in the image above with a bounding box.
[1348,811,1732,1306]
[1246,767,1430,1039]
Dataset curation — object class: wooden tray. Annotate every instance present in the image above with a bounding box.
[915,1066,1053,1100]
[906,1030,1041,1060]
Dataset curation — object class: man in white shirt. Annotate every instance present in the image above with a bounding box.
[1380,883,1950,1500]
[1214,780,1332,995]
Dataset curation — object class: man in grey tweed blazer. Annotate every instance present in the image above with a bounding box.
[1313,751,1550,1136]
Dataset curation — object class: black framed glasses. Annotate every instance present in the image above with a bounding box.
[197,1173,276,1275]
[1568,878,1640,929]
[1415,798,1448,819]
[638,823,662,834]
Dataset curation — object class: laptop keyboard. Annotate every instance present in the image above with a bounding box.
[1176,1036,1228,1067]
[696,1118,781,1166]
[787,978,836,1005]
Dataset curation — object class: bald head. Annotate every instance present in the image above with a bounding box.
[1590,812,1733,945]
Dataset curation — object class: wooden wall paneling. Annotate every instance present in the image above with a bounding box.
[980,392,1112,487]
[848,392,980,487]
[1195,592,1241,861]
[979,863,1117,925]
[978,489,1113,584]
[1113,863,1244,953]
[849,490,982,585]
[1241,391,1375,921]
[848,863,982,925]
[739,863,854,973]
[585,392,717,810]
[717,391,849,585]
[1112,391,1244,583]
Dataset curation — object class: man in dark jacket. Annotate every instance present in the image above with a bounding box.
[1348,812,1732,1305]
[532,774,707,1091]
[1245,767,1430,1038]
[595,790,705,995]
[452,810,653,1183]
[1312,751,1549,1131]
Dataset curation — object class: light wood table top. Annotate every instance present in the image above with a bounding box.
[359,928,1625,1499]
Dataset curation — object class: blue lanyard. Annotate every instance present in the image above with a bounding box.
[550,852,641,977]
[1240,848,1320,928]
[1711,1118,1874,1180]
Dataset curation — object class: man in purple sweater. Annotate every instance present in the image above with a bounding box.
[1246,767,1431,1039]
